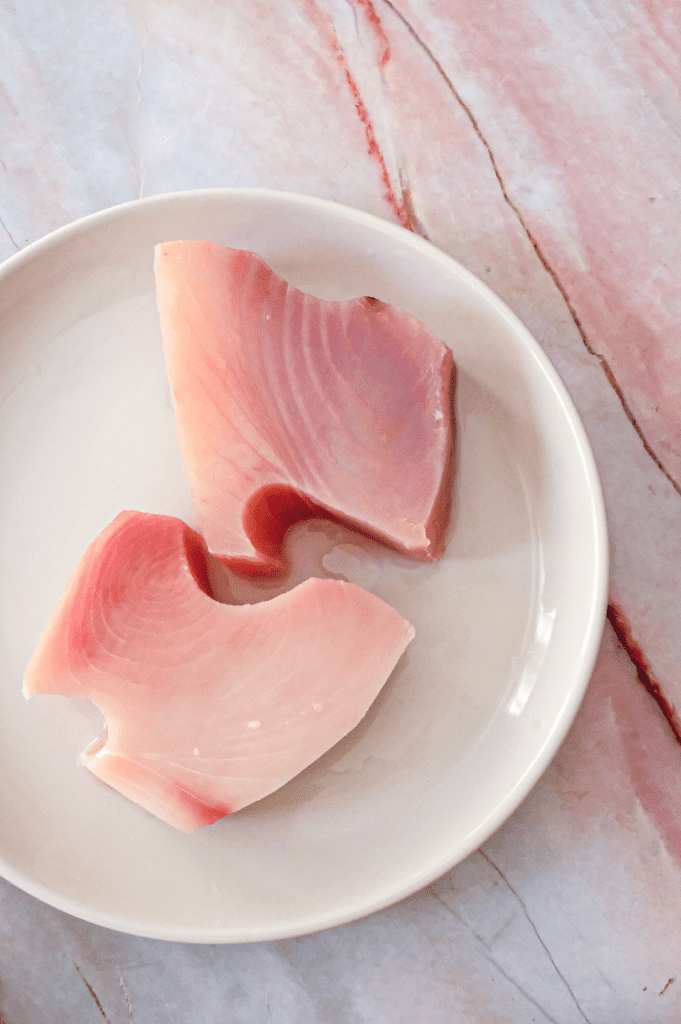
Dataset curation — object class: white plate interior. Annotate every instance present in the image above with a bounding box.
[0,190,607,941]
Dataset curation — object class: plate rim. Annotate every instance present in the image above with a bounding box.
[0,187,609,942]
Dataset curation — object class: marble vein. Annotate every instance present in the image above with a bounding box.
[608,600,681,741]
[397,165,428,236]
[348,0,411,232]
[73,962,110,1022]
[478,852,592,1024]
[426,888,561,1024]
[0,214,19,251]
[343,0,362,39]
[346,0,429,236]
[316,0,410,228]
[117,969,135,1023]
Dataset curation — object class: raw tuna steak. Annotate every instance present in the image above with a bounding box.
[155,240,455,574]
[24,511,414,832]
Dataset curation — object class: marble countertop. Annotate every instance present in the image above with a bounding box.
[2,1,681,1021]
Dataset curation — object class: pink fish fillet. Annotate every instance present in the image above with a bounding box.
[154,240,456,575]
[23,511,414,832]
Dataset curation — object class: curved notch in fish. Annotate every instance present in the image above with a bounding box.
[23,512,414,832]
[155,241,456,575]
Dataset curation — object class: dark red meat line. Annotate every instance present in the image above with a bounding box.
[607,601,681,745]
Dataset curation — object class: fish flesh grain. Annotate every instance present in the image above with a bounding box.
[23,511,414,832]
[154,241,456,576]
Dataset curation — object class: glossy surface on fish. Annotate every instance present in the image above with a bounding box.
[155,240,455,574]
[23,511,414,832]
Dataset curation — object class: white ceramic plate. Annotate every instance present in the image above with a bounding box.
[0,189,607,942]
